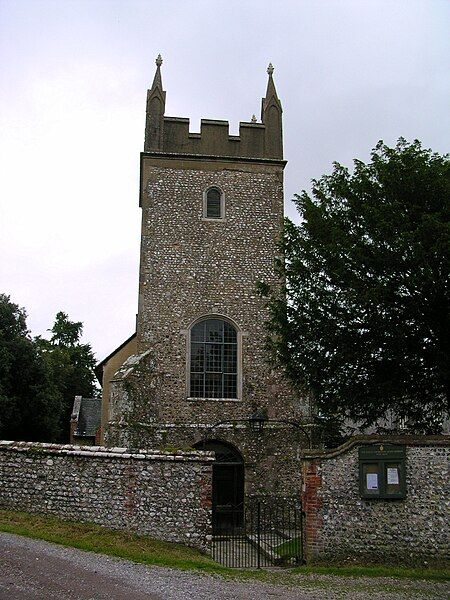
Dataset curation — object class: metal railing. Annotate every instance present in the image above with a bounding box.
[212,497,303,568]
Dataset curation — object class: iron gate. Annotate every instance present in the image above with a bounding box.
[212,497,303,568]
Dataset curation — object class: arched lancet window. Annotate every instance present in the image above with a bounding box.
[205,187,223,219]
[190,318,237,399]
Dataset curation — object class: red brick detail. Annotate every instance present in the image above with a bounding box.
[301,458,324,562]
[94,427,101,446]
[199,474,212,509]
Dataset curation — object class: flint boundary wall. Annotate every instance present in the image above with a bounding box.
[0,440,213,552]
[301,436,450,566]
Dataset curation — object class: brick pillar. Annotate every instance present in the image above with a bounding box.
[94,427,101,446]
[301,458,323,562]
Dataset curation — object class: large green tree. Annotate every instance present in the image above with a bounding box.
[0,297,99,443]
[0,295,60,441]
[36,311,98,442]
[263,139,449,433]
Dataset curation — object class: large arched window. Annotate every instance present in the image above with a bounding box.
[190,318,237,399]
[204,187,224,219]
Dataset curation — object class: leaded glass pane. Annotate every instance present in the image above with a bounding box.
[190,373,204,397]
[205,319,223,342]
[190,343,204,372]
[223,344,237,373]
[205,373,222,398]
[190,318,237,398]
[224,322,237,343]
[206,344,222,373]
[191,322,205,342]
[224,374,237,399]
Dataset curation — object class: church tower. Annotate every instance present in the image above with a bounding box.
[104,57,310,509]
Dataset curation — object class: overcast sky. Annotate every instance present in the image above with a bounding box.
[0,0,448,360]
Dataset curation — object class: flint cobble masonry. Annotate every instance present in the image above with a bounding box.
[109,420,303,499]
[106,158,309,498]
[136,162,302,424]
[301,436,450,566]
[0,440,213,552]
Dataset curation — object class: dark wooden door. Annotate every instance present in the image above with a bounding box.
[212,463,244,533]
[194,440,245,534]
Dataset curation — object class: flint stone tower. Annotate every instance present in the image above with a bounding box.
[103,57,310,510]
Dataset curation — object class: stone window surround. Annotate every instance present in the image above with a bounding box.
[183,313,244,402]
[202,185,226,221]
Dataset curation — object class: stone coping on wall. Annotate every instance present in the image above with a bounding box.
[0,440,215,462]
[301,434,450,460]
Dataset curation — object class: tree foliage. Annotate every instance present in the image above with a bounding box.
[36,312,98,442]
[0,295,60,441]
[0,297,98,442]
[264,139,449,433]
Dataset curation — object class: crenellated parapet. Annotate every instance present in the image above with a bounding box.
[160,117,270,159]
[144,56,283,160]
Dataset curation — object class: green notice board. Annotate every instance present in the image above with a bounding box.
[359,444,406,499]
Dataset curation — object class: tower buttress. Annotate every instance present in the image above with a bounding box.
[261,63,283,159]
[144,54,166,152]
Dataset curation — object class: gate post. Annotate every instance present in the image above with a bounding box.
[297,499,305,565]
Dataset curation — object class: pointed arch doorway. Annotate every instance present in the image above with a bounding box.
[195,440,244,534]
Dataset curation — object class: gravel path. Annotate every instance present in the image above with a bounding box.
[0,532,448,600]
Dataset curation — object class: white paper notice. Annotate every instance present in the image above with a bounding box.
[387,467,399,485]
[366,473,378,490]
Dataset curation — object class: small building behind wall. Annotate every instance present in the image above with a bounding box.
[70,396,101,446]
[301,435,450,566]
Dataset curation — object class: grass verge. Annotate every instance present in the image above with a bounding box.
[0,509,226,574]
[0,510,448,585]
